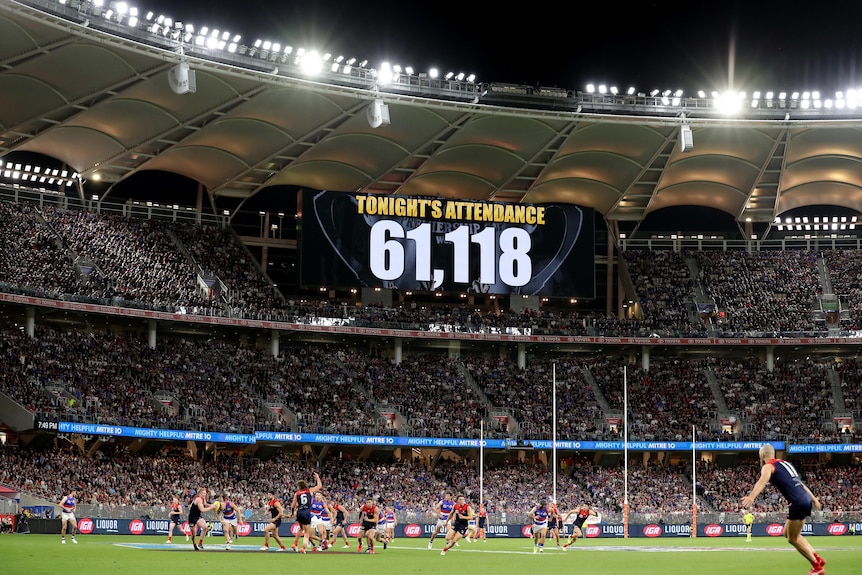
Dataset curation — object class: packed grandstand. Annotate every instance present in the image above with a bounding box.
[0,0,861,539]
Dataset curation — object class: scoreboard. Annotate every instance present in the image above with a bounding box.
[299,191,594,297]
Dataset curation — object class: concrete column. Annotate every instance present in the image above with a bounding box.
[766,346,775,372]
[517,343,526,369]
[499,344,507,360]
[148,320,157,349]
[25,307,35,337]
[393,338,402,365]
[641,346,650,372]
[271,330,280,357]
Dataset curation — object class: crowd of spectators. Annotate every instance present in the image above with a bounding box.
[824,249,862,329]
[711,358,837,442]
[694,249,821,334]
[6,197,862,340]
[623,249,706,336]
[465,356,605,439]
[2,444,859,524]
[5,320,860,443]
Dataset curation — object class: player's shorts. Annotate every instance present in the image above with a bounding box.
[297,509,312,526]
[548,519,558,529]
[436,518,449,528]
[361,521,377,533]
[169,514,182,524]
[222,517,238,527]
[61,511,76,524]
[385,521,395,529]
[787,499,813,521]
[478,517,486,529]
[452,521,468,536]
[269,518,282,528]
[532,522,548,534]
[310,516,322,529]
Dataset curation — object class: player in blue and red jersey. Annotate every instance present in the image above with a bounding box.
[219,495,242,551]
[428,491,455,549]
[529,500,549,553]
[742,444,826,575]
[59,490,78,545]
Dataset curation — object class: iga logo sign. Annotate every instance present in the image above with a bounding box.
[642,524,662,538]
[129,519,145,535]
[289,522,301,535]
[404,524,422,537]
[181,521,191,534]
[584,525,600,538]
[766,523,784,536]
[77,518,94,534]
[521,525,533,538]
[827,523,847,536]
[346,523,362,537]
[237,523,252,537]
[704,524,724,537]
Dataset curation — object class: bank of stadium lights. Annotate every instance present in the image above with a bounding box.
[775,215,858,231]
[0,160,80,187]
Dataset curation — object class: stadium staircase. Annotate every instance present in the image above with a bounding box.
[685,255,717,334]
[703,368,739,438]
[457,362,520,438]
[225,224,287,307]
[827,368,847,413]
[331,356,409,436]
[164,227,229,306]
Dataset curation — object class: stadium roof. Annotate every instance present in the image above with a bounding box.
[4,1,862,230]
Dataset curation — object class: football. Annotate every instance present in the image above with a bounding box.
[212,500,221,512]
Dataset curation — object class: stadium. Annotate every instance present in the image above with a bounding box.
[1,1,861,573]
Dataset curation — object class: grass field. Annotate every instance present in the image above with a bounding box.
[2,534,860,575]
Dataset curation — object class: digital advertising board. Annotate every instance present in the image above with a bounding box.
[299,191,594,297]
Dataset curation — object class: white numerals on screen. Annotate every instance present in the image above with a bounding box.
[368,221,532,287]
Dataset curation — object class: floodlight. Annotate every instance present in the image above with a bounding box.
[466,74,475,83]
[610,86,618,94]
[428,68,438,78]
[405,66,414,75]
[377,62,393,85]
[445,72,454,80]
[300,50,323,75]
[650,89,659,96]
[128,16,137,27]
[627,86,635,95]
[393,64,402,73]
[116,2,127,14]
[456,72,465,81]
[586,84,595,93]
[697,90,706,98]
[598,84,607,94]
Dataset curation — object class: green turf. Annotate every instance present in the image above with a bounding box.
[1,534,860,575]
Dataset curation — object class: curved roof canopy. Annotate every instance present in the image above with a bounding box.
[3,2,862,225]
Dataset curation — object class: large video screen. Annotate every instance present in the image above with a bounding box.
[299,191,594,297]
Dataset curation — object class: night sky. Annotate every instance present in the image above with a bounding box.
[140,0,862,95]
